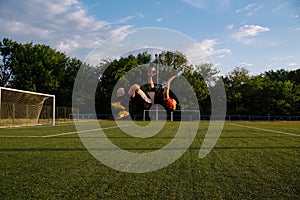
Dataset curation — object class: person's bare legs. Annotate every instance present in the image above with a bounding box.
[128,84,152,103]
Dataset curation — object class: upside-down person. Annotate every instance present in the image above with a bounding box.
[112,84,152,119]
[147,67,177,112]
[113,67,177,119]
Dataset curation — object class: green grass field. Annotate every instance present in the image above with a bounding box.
[0,121,299,199]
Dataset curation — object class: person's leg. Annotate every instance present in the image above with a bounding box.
[147,91,155,105]
[128,84,152,103]
[128,84,139,98]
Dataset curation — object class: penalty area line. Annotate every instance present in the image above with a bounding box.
[230,123,300,137]
[0,125,129,138]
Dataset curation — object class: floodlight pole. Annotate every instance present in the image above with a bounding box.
[158,54,161,85]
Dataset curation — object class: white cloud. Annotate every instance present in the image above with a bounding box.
[182,43,211,65]
[271,56,294,61]
[182,39,231,65]
[248,5,264,16]
[135,12,144,18]
[156,18,163,23]
[0,0,133,59]
[268,56,299,71]
[235,9,241,13]
[245,3,256,10]
[199,39,231,58]
[2,20,53,39]
[291,14,299,19]
[235,3,264,16]
[215,49,232,58]
[272,3,286,13]
[109,25,135,44]
[230,25,270,44]
[182,0,230,12]
[288,63,298,67]
[236,62,253,67]
[113,16,134,24]
[227,24,234,30]
[182,0,205,8]
[199,39,218,52]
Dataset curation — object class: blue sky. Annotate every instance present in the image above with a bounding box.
[0,0,299,75]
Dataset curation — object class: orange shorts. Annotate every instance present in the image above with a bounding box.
[163,97,174,109]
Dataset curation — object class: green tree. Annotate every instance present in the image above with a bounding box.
[183,70,210,114]
[0,38,18,86]
[56,58,82,107]
[157,51,189,72]
[0,38,84,108]
[265,68,300,85]
[10,42,68,93]
[261,69,300,116]
[95,53,151,115]
[224,67,251,115]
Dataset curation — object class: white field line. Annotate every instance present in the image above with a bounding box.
[0,125,128,138]
[230,123,300,137]
[0,123,75,130]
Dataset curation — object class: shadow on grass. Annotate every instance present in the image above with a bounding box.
[1,135,297,139]
[0,146,299,152]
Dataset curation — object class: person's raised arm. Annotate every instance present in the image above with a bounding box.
[164,75,176,99]
[148,67,155,89]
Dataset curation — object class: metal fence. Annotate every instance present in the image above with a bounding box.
[68,111,300,122]
[56,107,79,122]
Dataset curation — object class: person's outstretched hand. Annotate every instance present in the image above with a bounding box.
[148,67,155,77]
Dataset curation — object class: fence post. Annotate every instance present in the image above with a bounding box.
[64,107,66,122]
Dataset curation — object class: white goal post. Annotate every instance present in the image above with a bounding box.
[0,87,55,126]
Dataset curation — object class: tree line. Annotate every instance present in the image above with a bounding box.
[1,38,299,116]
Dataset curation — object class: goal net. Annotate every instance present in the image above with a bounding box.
[0,87,55,127]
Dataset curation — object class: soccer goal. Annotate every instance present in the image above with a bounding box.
[0,87,55,127]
